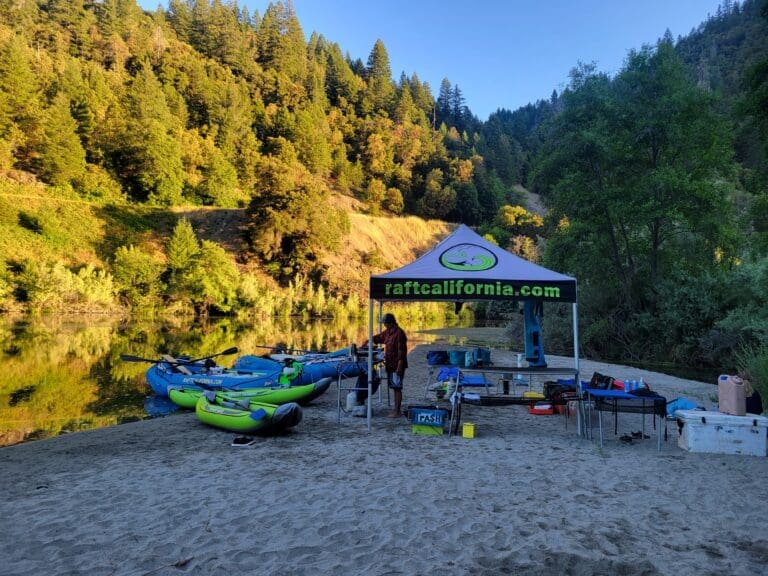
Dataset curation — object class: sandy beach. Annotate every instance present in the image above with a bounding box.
[2,344,767,576]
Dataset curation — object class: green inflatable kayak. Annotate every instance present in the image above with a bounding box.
[168,376,332,409]
[195,392,303,433]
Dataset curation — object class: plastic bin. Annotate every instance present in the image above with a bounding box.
[528,403,554,415]
[448,350,467,366]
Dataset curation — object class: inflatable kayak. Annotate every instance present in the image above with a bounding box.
[168,377,332,409]
[235,347,383,382]
[195,393,303,434]
[145,347,383,397]
[145,359,283,397]
[269,346,354,363]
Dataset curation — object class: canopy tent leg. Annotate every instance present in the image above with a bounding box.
[573,301,584,436]
[367,300,374,431]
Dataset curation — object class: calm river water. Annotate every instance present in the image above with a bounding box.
[0,315,482,446]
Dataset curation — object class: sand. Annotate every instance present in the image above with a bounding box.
[2,345,767,576]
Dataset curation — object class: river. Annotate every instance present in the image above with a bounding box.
[0,314,477,446]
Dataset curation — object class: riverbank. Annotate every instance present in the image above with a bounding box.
[1,344,766,576]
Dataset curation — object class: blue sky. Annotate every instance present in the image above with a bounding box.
[142,0,726,120]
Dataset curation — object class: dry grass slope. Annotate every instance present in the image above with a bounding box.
[175,195,455,296]
[0,177,457,300]
[323,213,454,295]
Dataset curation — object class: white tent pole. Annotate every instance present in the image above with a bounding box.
[572,301,582,436]
[572,302,580,373]
[367,299,374,431]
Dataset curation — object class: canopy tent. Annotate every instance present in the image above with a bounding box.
[365,224,580,430]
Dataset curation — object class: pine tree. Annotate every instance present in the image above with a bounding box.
[394,78,416,124]
[198,146,243,207]
[246,137,346,283]
[256,0,307,85]
[167,218,200,296]
[0,35,42,169]
[408,73,435,121]
[451,84,466,131]
[325,43,361,108]
[112,65,184,204]
[436,78,453,126]
[363,39,395,113]
[293,103,333,175]
[38,92,87,186]
[46,0,98,57]
[167,0,193,41]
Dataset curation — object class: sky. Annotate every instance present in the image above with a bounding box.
[144,0,727,120]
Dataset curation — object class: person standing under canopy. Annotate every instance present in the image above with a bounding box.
[366,313,408,417]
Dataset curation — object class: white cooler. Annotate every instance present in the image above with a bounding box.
[675,410,768,457]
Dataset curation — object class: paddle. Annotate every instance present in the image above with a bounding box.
[252,345,325,355]
[120,346,239,365]
[187,347,238,364]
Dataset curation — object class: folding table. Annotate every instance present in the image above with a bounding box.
[585,388,667,449]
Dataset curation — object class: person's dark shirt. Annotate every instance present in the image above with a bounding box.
[372,325,408,374]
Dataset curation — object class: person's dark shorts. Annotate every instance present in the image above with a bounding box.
[388,372,403,389]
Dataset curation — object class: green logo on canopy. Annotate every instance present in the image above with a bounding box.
[439,243,497,271]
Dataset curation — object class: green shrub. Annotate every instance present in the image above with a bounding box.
[736,342,768,415]
[73,165,126,205]
[237,274,280,317]
[112,245,166,309]
[14,260,116,312]
[184,240,240,315]
[75,264,116,307]
[0,263,9,309]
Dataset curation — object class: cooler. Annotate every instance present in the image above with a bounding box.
[675,410,768,456]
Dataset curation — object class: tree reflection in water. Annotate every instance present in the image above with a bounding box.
[0,314,467,446]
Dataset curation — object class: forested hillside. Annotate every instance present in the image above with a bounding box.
[0,0,766,378]
[675,0,768,196]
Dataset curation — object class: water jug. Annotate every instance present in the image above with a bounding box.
[718,374,746,416]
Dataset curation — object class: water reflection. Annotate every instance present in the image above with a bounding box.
[0,315,464,446]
